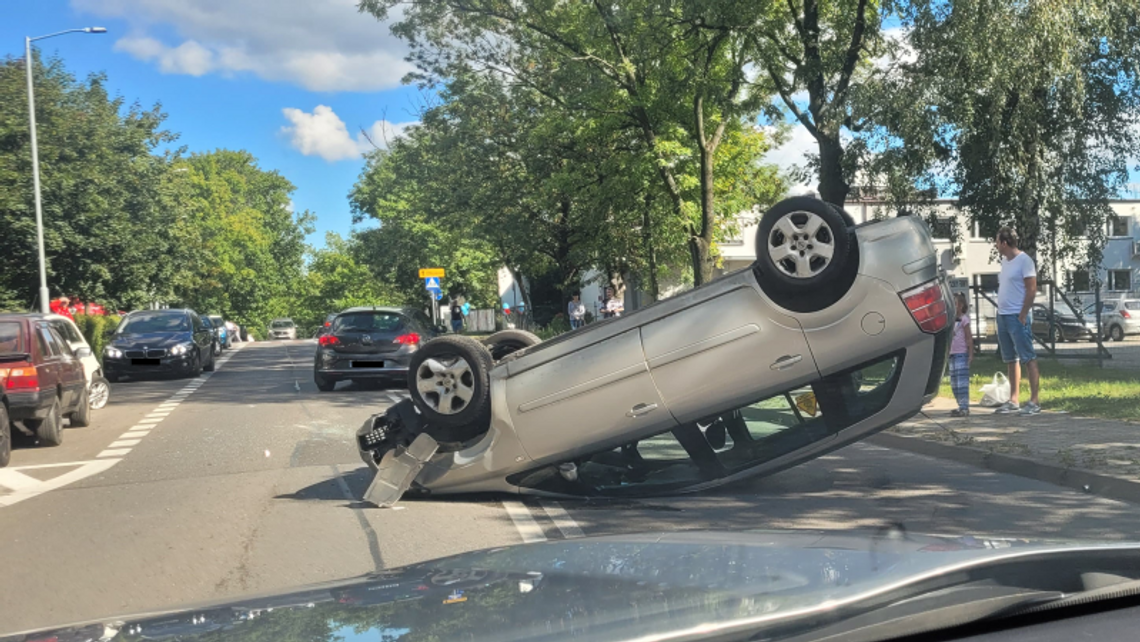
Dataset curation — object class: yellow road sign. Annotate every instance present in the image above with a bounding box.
[795,392,819,416]
[419,268,445,278]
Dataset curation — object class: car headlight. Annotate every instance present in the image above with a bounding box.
[170,343,192,356]
[105,346,123,359]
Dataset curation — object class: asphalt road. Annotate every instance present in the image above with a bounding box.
[2,340,1138,633]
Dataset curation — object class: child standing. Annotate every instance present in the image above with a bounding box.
[949,293,974,417]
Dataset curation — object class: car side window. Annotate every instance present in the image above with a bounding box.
[34,324,51,359]
[37,324,61,358]
[49,326,75,357]
[52,320,82,344]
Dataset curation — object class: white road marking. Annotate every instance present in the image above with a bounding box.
[540,501,584,538]
[0,470,42,491]
[385,392,407,404]
[502,501,547,543]
[121,431,150,439]
[108,439,142,448]
[97,448,131,458]
[0,460,120,507]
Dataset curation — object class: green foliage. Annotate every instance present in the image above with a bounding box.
[73,313,120,364]
[293,232,398,331]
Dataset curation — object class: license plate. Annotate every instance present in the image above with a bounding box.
[132,358,161,366]
[351,361,385,368]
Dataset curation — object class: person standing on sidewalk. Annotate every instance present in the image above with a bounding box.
[948,293,974,417]
[567,293,586,329]
[449,299,464,334]
[993,227,1041,415]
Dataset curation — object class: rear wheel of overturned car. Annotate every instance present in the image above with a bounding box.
[756,196,852,293]
[68,386,91,428]
[29,398,63,447]
[408,335,493,429]
[314,372,336,392]
[482,329,542,362]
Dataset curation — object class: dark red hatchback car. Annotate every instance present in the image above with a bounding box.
[0,314,91,466]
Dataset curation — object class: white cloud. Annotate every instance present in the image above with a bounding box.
[281,105,414,162]
[764,123,818,191]
[74,0,415,91]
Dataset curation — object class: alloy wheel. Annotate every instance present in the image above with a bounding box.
[415,356,476,415]
[767,210,836,279]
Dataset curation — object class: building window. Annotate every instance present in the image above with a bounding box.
[1067,270,1091,292]
[970,218,1001,240]
[976,273,999,292]
[929,217,955,240]
[1108,215,1131,238]
[1107,270,1132,292]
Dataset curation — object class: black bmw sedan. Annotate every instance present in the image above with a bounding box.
[103,309,217,381]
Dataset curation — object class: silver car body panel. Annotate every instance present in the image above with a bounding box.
[401,216,947,498]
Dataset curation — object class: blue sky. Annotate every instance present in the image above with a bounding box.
[2,0,425,247]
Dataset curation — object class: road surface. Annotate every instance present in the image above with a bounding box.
[1,340,1135,633]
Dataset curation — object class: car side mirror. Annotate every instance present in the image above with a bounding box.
[75,346,92,358]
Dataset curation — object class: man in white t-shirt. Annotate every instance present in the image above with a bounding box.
[993,226,1041,415]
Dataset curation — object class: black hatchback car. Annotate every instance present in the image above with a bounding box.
[313,307,442,391]
[103,309,217,381]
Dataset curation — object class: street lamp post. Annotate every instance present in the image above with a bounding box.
[25,27,106,312]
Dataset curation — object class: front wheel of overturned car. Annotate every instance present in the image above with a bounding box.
[314,372,336,392]
[482,329,542,362]
[408,335,493,429]
[756,196,852,293]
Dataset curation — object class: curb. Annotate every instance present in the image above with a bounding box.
[867,432,1140,505]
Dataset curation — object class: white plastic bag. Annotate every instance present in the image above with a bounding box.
[979,372,1010,407]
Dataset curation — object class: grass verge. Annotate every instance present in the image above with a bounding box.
[939,353,1140,422]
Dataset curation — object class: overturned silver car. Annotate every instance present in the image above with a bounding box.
[357,197,952,506]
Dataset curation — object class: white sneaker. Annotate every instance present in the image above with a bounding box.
[994,401,1020,414]
[1019,401,1041,415]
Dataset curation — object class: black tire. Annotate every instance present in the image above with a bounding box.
[29,398,63,447]
[1052,324,1066,343]
[190,351,203,378]
[483,329,542,361]
[0,403,11,468]
[204,349,216,372]
[1110,325,1125,342]
[407,335,493,429]
[755,197,852,292]
[314,372,337,392]
[68,386,92,428]
[89,375,110,410]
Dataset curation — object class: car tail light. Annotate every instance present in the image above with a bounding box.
[324,321,331,327]
[1122,310,1132,319]
[394,333,420,345]
[3,366,40,391]
[318,335,339,346]
[901,280,950,334]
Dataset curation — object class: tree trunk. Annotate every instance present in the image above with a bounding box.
[816,130,850,207]
[641,193,659,299]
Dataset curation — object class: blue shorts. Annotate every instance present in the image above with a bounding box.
[996,313,1036,364]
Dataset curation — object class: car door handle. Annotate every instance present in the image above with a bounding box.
[626,403,659,418]
[771,354,803,370]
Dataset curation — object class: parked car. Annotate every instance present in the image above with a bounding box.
[1099,298,1140,342]
[313,307,444,392]
[103,309,216,381]
[268,318,297,340]
[355,197,953,506]
[1030,301,1097,343]
[207,315,231,349]
[46,313,111,410]
[0,314,92,454]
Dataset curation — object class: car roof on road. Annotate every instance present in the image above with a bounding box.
[338,306,413,315]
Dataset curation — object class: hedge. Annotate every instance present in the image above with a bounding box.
[74,314,121,364]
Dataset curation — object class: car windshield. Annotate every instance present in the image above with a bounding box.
[332,312,406,333]
[118,313,190,334]
[9,2,1140,639]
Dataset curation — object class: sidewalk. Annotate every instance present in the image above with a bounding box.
[870,397,1140,502]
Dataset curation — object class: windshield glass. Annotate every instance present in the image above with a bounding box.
[7,1,1140,638]
[332,312,406,333]
[0,321,22,354]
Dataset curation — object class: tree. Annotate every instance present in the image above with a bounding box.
[0,52,181,310]
[294,232,398,330]
[170,150,314,332]
[360,0,784,285]
[867,0,1140,272]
